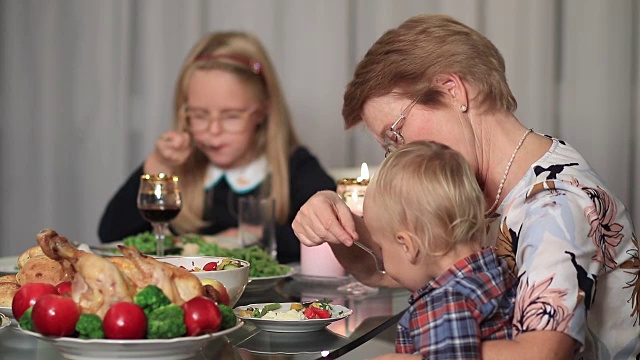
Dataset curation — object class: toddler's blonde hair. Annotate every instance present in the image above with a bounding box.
[366,141,485,256]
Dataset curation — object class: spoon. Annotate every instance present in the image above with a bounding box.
[353,242,386,273]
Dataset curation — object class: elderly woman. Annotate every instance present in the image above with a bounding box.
[293,14,639,360]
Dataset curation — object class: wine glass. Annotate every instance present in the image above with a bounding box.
[137,173,182,256]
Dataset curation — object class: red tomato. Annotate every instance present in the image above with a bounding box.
[303,307,317,319]
[202,262,217,271]
[103,302,147,339]
[55,281,72,297]
[31,294,80,336]
[303,306,331,319]
[181,296,221,336]
[12,283,58,320]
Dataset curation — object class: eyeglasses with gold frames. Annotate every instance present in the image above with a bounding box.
[383,97,420,157]
[183,104,260,133]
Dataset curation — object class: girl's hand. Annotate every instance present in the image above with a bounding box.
[144,131,192,174]
[292,190,359,247]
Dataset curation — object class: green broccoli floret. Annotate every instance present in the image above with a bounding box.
[134,285,171,316]
[19,307,35,331]
[218,304,236,330]
[147,304,186,339]
[75,314,105,339]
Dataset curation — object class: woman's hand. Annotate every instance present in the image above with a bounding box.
[292,190,359,247]
[144,131,192,174]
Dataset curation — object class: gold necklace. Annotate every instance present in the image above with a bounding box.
[485,128,533,216]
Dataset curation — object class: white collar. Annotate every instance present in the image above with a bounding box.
[204,155,269,193]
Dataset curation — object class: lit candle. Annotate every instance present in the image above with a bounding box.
[337,162,369,217]
[357,162,369,182]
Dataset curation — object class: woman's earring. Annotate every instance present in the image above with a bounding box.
[460,104,468,113]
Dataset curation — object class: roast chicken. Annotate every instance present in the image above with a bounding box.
[37,229,132,318]
[34,228,203,318]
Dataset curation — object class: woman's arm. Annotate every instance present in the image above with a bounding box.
[329,215,401,288]
[276,147,337,263]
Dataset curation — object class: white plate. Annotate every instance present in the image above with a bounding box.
[234,302,352,333]
[0,313,10,333]
[18,321,244,360]
[246,266,295,292]
[89,242,122,257]
[0,306,13,319]
[0,256,18,274]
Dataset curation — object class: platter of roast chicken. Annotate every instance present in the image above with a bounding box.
[0,228,352,359]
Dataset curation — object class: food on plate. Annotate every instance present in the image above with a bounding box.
[35,229,205,318]
[55,281,72,296]
[10,228,240,341]
[17,245,46,268]
[31,294,80,336]
[17,281,236,340]
[263,309,306,320]
[37,229,134,318]
[15,255,71,286]
[0,274,17,283]
[237,300,340,321]
[75,314,104,339]
[121,232,290,278]
[146,304,187,339]
[134,285,172,316]
[117,246,204,305]
[186,258,244,272]
[217,304,236,330]
[103,302,148,339]
[12,282,58,320]
[182,296,222,336]
[18,307,34,330]
[0,281,21,307]
[200,279,230,306]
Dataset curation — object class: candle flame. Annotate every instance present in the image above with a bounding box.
[357,162,369,182]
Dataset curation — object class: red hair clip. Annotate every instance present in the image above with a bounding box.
[195,53,262,75]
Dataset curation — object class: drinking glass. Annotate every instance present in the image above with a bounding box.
[238,196,277,259]
[137,173,182,256]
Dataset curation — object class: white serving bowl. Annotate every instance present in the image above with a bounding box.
[157,256,250,306]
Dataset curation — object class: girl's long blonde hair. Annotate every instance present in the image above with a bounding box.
[170,32,300,234]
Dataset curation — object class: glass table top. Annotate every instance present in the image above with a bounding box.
[0,274,409,359]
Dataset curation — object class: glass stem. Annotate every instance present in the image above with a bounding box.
[152,222,169,257]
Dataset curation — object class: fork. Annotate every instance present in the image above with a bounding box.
[353,242,386,273]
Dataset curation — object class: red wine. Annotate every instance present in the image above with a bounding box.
[139,207,181,223]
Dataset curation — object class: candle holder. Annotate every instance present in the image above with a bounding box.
[335,177,378,296]
[337,178,369,217]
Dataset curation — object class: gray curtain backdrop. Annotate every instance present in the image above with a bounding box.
[1,0,639,257]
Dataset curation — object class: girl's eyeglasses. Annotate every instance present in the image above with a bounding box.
[183,104,260,133]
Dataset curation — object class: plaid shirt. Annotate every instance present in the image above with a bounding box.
[396,247,516,359]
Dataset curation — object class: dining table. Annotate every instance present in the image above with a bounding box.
[0,255,409,360]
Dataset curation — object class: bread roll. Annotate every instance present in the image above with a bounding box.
[17,245,45,269]
[15,255,68,286]
[0,274,17,283]
[0,282,21,307]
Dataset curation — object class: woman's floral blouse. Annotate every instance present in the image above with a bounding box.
[488,135,639,359]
